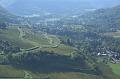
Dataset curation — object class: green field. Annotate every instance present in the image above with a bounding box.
[23,32,50,46]
[19,27,61,49]
[46,35,61,47]
[41,44,77,55]
[0,26,61,50]
[0,65,24,78]
[109,63,120,76]
[0,65,104,79]
[0,26,34,49]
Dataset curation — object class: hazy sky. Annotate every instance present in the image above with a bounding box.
[1,0,120,15]
[0,0,120,8]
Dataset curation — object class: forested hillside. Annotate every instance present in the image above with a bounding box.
[79,5,120,33]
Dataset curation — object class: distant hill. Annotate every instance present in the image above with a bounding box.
[1,0,120,16]
[76,5,120,33]
[0,5,19,23]
[0,0,89,15]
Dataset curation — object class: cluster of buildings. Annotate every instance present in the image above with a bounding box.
[97,50,120,63]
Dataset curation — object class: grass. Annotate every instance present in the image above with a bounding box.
[46,35,61,48]
[0,26,61,50]
[0,65,104,79]
[0,26,34,49]
[46,72,103,79]
[19,27,61,49]
[24,32,50,46]
[109,63,120,76]
[0,65,24,78]
[40,44,77,55]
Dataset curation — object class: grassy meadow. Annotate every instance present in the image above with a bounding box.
[109,63,120,76]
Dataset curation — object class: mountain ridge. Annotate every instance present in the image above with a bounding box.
[1,0,120,16]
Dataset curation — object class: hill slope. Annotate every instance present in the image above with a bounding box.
[68,5,120,33]
[0,5,20,24]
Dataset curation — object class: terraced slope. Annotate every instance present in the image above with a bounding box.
[0,26,61,49]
